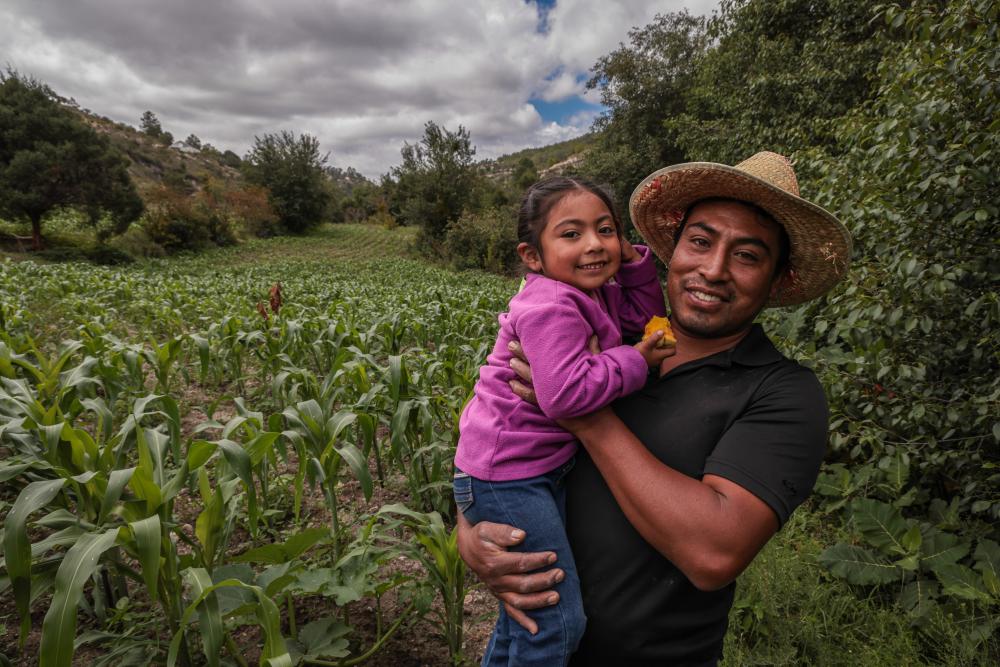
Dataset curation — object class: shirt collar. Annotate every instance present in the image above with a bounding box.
[664,323,784,377]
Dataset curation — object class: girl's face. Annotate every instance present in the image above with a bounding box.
[519,190,622,294]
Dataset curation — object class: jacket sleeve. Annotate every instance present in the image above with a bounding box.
[610,245,667,334]
[514,298,649,420]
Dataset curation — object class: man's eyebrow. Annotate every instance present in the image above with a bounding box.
[686,221,773,255]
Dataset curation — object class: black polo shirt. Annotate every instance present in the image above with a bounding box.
[566,324,828,666]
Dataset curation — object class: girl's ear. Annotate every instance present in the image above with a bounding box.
[517,242,543,273]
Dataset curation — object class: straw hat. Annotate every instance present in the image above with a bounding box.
[629,151,851,307]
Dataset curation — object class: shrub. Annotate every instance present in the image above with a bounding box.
[224,184,280,238]
[109,225,167,258]
[443,207,519,275]
[84,245,134,265]
[142,185,212,251]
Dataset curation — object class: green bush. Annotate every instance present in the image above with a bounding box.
[84,245,134,265]
[442,207,519,275]
[109,225,167,258]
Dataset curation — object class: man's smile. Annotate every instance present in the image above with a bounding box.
[686,286,728,304]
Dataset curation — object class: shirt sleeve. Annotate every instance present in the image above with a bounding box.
[608,245,667,334]
[514,299,649,421]
[702,364,828,527]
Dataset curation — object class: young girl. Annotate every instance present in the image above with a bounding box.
[453,177,672,666]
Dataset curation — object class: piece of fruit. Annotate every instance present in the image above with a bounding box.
[643,316,676,348]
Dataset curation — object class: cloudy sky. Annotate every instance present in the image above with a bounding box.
[1,0,717,178]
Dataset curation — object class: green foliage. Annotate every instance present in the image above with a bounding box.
[243,131,331,234]
[442,207,520,275]
[668,0,888,164]
[583,11,708,215]
[139,110,162,138]
[723,509,994,665]
[0,223,508,664]
[785,0,999,521]
[389,121,481,254]
[0,71,144,249]
[512,157,538,191]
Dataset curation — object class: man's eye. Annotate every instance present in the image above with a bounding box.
[736,251,759,262]
[690,237,709,247]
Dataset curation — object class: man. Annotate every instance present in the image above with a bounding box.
[457,152,852,665]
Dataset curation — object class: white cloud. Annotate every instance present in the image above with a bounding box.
[0,0,718,178]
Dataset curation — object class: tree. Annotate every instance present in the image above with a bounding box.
[582,11,708,217]
[513,157,538,190]
[389,121,479,254]
[140,110,162,137]
[667,0,888,165]
[0,71,143,249]
[243,131,331,233]
[184,134,202,149]
[220,150,242,169]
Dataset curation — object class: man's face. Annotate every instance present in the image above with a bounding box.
[667,199,784,339]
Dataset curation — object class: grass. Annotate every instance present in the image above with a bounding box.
[724,505,996,666]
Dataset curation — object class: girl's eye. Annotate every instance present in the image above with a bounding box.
[562,230,580,239]
[690,237,709,248]
[599,225,616,235]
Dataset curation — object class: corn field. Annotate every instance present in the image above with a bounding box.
[0,226,514,666]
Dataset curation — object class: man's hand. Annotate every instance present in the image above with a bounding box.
[633,330,676,367]
[456,511,563,634]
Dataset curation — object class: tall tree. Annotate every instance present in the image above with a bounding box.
[667,0,888,165]
[0,71,143,249]
[582,10,708,217]
[242,131,331,233]
[140,110,162,137]
[390,121,479,253]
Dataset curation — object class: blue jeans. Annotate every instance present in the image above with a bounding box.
[454,460,585,667]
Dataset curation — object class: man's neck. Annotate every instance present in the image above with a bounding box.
[658,322,753,376]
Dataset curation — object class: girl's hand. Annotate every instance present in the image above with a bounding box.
[634,330,676,367]
[621,237,639,263]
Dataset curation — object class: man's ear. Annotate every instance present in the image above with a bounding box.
[769,269,790,300]
[517,242,543,273]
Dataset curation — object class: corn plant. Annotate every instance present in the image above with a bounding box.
[281,400,373,559]
[377,504,467,665]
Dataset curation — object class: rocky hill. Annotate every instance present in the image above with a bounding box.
[72,106,244,196]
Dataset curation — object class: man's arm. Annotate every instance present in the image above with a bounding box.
[560,408,778,591]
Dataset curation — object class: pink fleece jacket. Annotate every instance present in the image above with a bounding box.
[454,245,667,481]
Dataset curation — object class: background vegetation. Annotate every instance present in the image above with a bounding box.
[1,0,997,664]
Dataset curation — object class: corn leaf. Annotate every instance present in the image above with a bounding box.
[39,528,120,667]
[5,478,67,645]
[183,567,223,667]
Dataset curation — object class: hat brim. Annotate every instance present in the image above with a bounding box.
[629,162,852,307]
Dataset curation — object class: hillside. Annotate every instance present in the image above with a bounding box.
[75,108,244,195]
[482,133,596,179]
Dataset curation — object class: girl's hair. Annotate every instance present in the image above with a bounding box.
[517,176,623,255]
